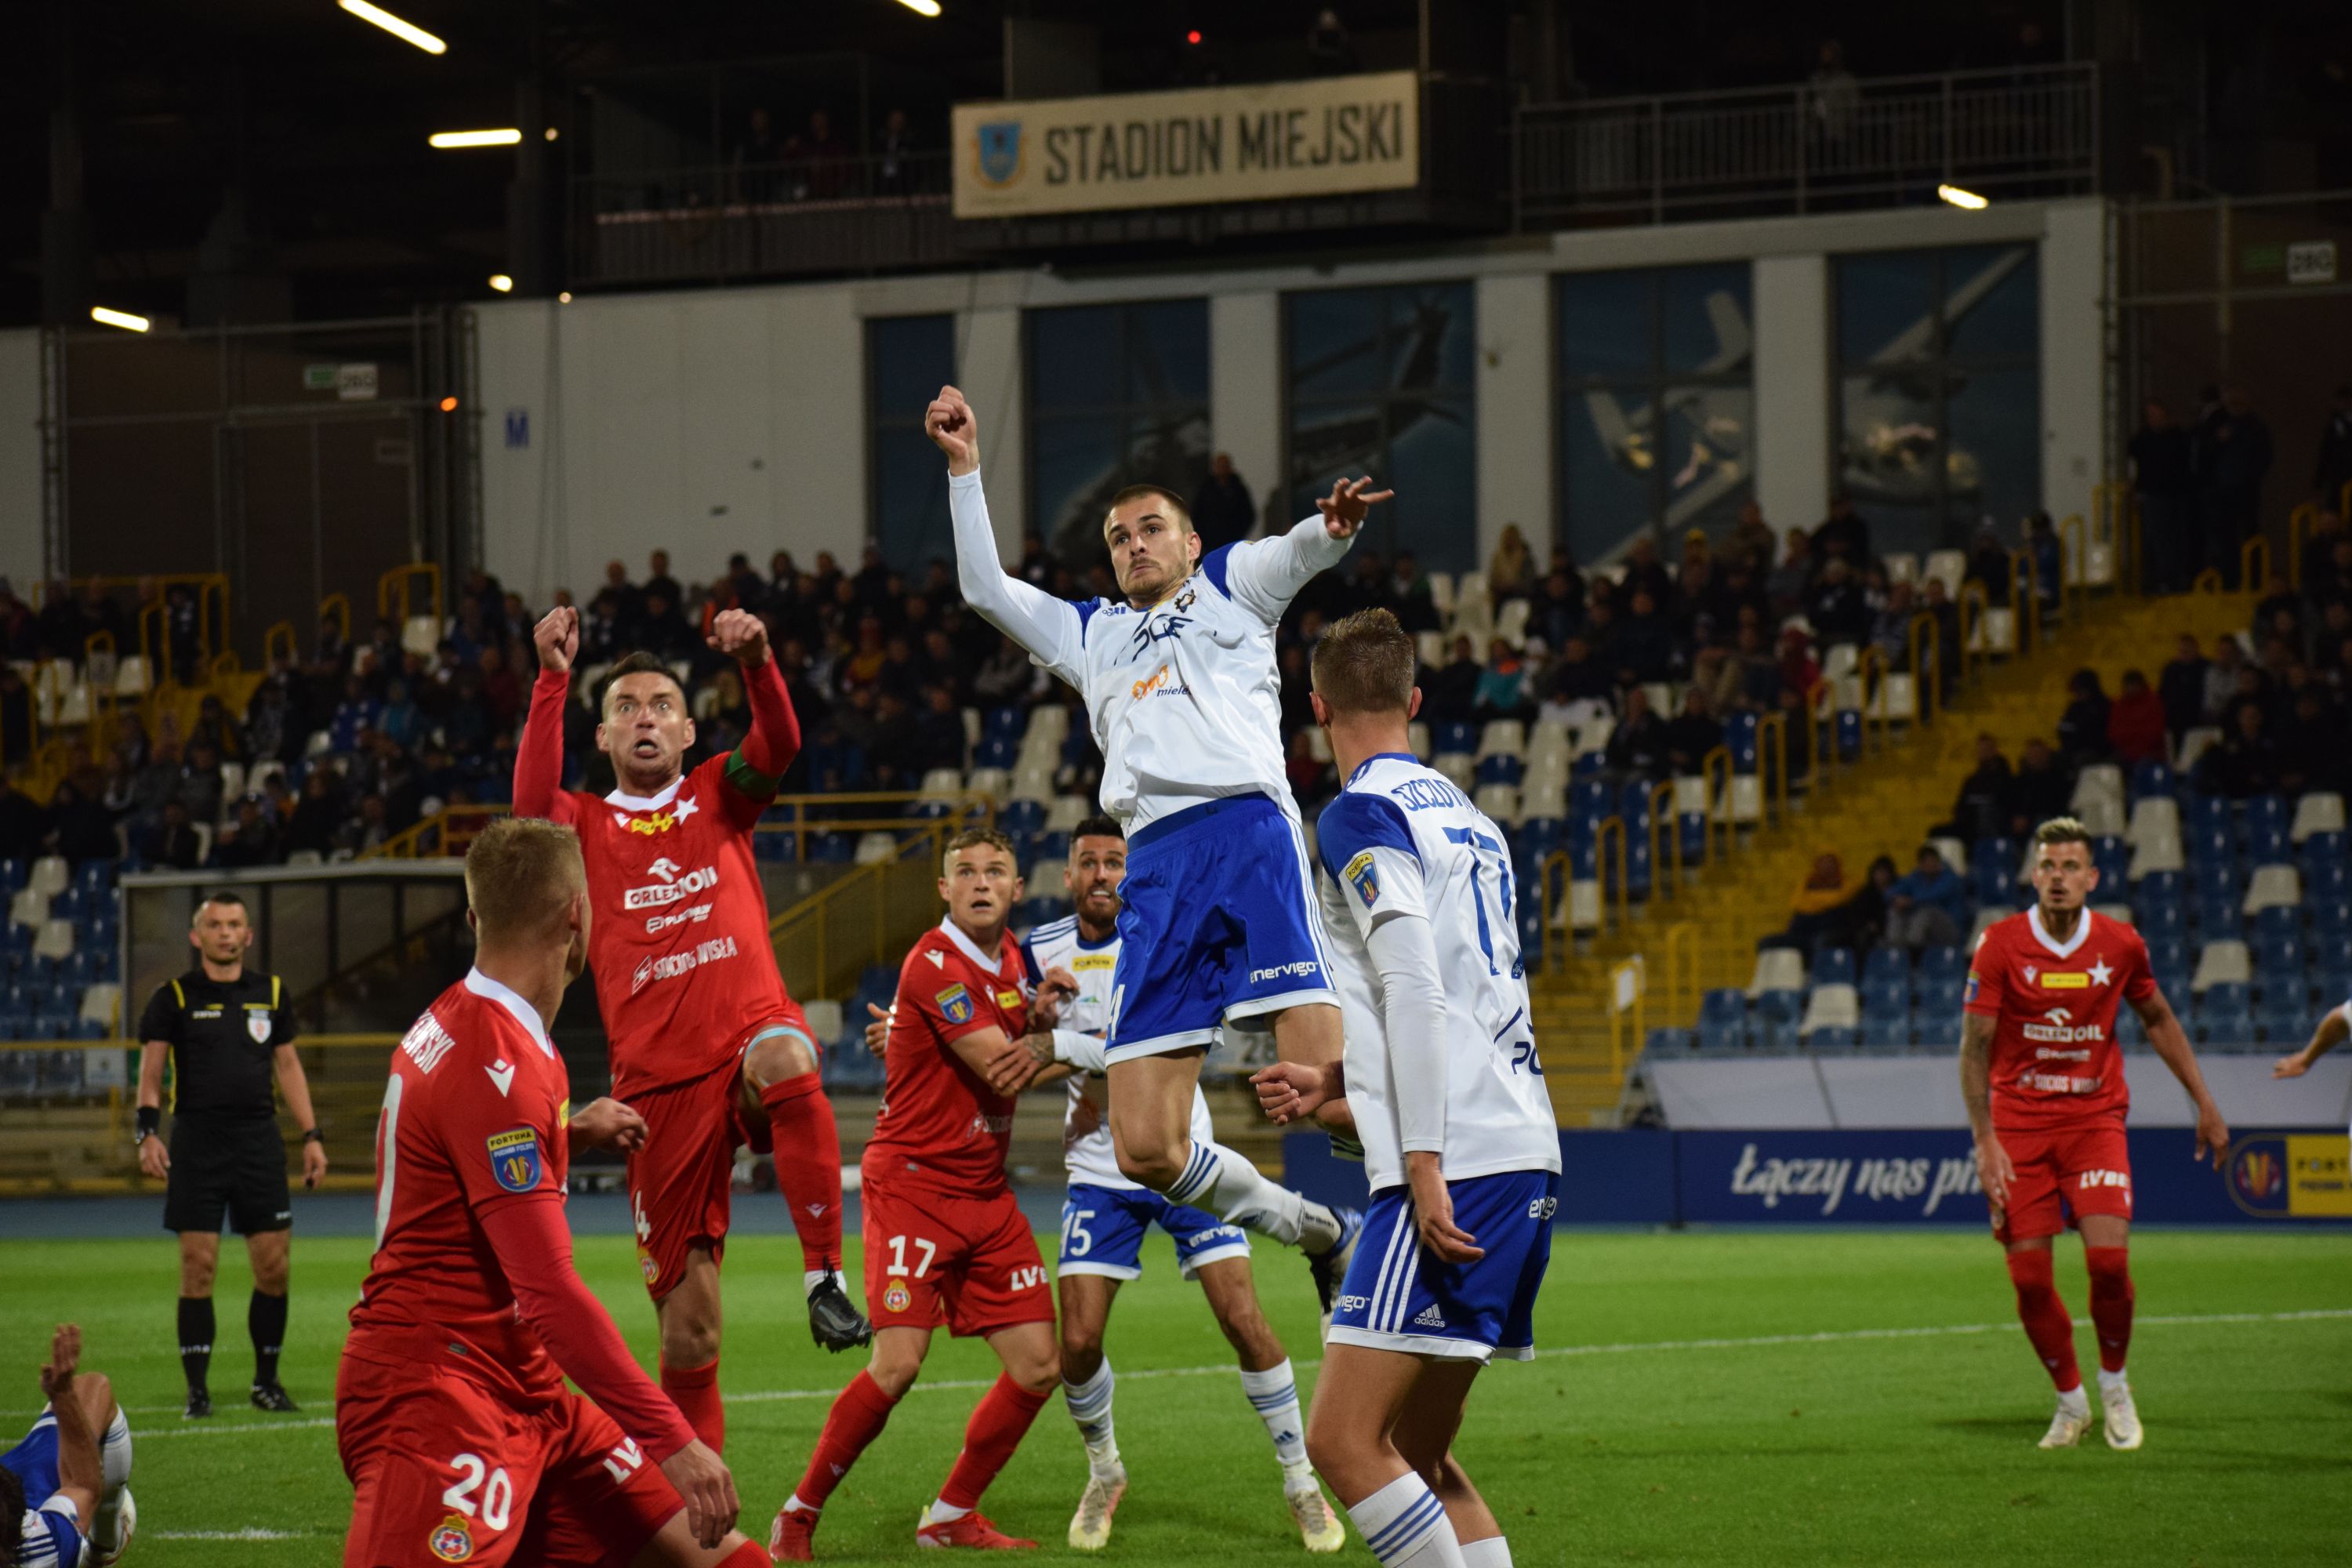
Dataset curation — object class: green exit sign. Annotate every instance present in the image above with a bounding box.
[303,364,339,389]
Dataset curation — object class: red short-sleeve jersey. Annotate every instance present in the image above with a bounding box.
[862,918,1034,1198]
[539,757,790,1098]
[1965,907,2156,1131]
[349,971,575,1407]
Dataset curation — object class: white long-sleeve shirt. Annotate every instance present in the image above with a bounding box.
[1315,753,1563,1192]
[950,466,1350,832]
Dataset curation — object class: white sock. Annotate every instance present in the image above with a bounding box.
[1460,1539,1513,1567]
[94,1407,132,1544]
[1347,1472,1467,1567]
[2056,1384,2089,1411]
[1240,1360,1309,1474]
[1166,1141,1336,1252]
[2096,1367,2129,1393]
[1064,1358,1121,1477]
[804,1268,837,1298]
[784,1492,816,1517]
[924,1499,971,1526]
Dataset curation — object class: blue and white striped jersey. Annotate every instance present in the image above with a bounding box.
[4,1412,85,1568]
[1314,753,1562,1193]
[951,468,1352,833]
[1021,914,1215,1190]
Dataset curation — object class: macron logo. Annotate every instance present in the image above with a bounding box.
[485,1059,517,1097]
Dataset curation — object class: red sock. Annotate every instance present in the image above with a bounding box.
[791,1370,898,1512]
[937,1374,1052,1512]
[660,1357,724,1453]
[2084,1246,2134,1374]
[760,1073,844,1275]
[2005,1249,2082,1392]
[718,1543,771,1566]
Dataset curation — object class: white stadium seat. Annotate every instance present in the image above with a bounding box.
[113,655,151,698]
[1475,720,1526,762]
[2071,764,2125,822]
[800,999,845,1046]
[1494,599,1531,651]
[1007,763,1056,807]
[1473,783,1520,825]
[854,832,899,866]
[33,919,76,962]
[1883,552,1919,585]
[1922,550,1966,601]
[1406,722,1433,761]
[1416,632,1448,671]
[1562,878,1601,934]
[78,983,122,1027]
[2125,796,2180,848]
[1801,984,1860,1033]
[1519,780,1567,822]
[2292,792,2346,842]
[2242,865,2301,915]
[961,707,982,751]
[401,615,440,659]
[1029,858,1068,894]
[918,768,964,802]
[1426,572,1456,618]
[1025,706,1069,746]
[9,888,49,931]
[1748,947,1805,999]
[1931,837,1968,875]
[1044,795,1092,834]
[1432,753,1475,792]
[2190,940,2252,993]
[963,768,1010,806]
[27,858,68,898]
[2092,903,2133,926]
[2127,837,2185,880]
[1305,727,1334,764]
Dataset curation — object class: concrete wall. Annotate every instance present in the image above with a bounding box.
[0,329,42,591]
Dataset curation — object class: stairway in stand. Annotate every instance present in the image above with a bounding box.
[1530,588,2259,1127]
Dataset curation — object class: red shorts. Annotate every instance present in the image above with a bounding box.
[623,1012,812,1300]
[1992,1117,2133,1243]
[860,1172,1053,1340]
[337,1346,677,1568]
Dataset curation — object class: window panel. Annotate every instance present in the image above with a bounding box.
[1382,398,1476,568]
[1287,289,1385,398]
[1660,383,1754,538]
[1560,388,1658,567]
[873,426,951,572]
[1029,305,1123,413]
[868,314,955,419]
[1661,264,1753,376]
[1837,251,1937,364]
[867,315,956,569]
[1557,271,1652,382]
[1943,365,2042,534]
[1027,299,1210,559]
[1130,300,1210,405]
[1943,245,2039,361]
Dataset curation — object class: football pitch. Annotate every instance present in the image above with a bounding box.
[3,1227,2346,1566]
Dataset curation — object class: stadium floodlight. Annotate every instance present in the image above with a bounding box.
[430,128,522,149]
[894,0,943,16]
[488,274,514,292]
[338,0,448,56]
[1937,183,1989,210]
[90,307,151,332]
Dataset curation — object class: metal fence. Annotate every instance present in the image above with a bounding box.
[1515,63,2097,227]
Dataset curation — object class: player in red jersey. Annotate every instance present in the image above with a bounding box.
[338,816,768,1567]
[1961,816,2230,1452]
[770,826,1081,1559]
[516,604,869,1457]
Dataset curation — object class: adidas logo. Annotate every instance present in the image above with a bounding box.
[1413,1305,1446,1329]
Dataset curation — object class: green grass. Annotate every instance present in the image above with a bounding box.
[4,1229,2348,1566]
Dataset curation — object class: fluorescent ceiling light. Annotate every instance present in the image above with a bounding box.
[339,0,448,55]
[91,307,151,332]
[429,129,521,149]
[1937,183,1988,210]
[488,274,514,292]
[895,0,943,16]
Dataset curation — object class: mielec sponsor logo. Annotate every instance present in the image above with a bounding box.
[1729,1142,1981,1218]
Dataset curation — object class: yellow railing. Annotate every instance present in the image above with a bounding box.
[379,563,443,627]
[1661,920,1700,1027]
[2056,512,2089,622]
[2092,481,2138,593]
[1596,815,1627,939]
[1646,779,1680,902]
[263,619,297,667]
[1906,611,1941,728]
[1958,580,1988,683]
[365,803,512,859]
[1696,746,1731,866]
[1855,644,1889,754]
[1755,710,1788,831]
[2242,535,2272,591]
[769,821,963,1006]
[1802,677,1837,778]
[2007,548,2041,653]
[1604,955,1645,1080]
[321,591,353,645]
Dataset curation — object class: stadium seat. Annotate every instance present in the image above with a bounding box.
[2291,791,2346,843]
[1916,975,1965,1015]
[2310,897,2352,938]
[2129,760,2177,802]
[964,767,1010,806]
[1914,1013,1962,1051]
[1473,783,1520,826]
[2245,823,2292,865]
[1918,944,1965,983]
[2069,764,2126,837]
[1883,551,1920,585]
[1475,720,1526,762]
[1811,947,1857,988]
[1860,973,1911,1017]
[810,833,855,864]
[2191,941,2252,992]
[1922,549,1966,601]
[2253,934,2303,975]
[2256,996,2309,1043]
[2172,727,2223,777]
[1858,1015,1912,1053]
[1475,754,1523,788]
[1644,1027,1696,1058]
[27,858,67,899]
[1432,753,1475,792]
[2191,895,2241,937]
[2125,796,2180,848]
[2243,793,2290,842]
[1808,1026,1859,1054]
[1406,721,1433,761]
[1860,946,1907,985]
[2243,864,2301,915]
[1800,983,1859,1033]
[2132,898,2183,936]
[2303,858,2350,900]
[1749,946,1805,997]
[2092,834,2129,885]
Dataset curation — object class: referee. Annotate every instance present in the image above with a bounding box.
[133,891,325,1419]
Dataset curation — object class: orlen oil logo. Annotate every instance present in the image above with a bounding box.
[623,859,719,910]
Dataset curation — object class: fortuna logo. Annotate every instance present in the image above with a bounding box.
[624,863,718,909]
[1413,1304,1447,1329]
[484,1058,516,1097]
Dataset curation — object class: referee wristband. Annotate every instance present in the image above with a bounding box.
[300,1128,324,1144]
[136,1106,160,1142]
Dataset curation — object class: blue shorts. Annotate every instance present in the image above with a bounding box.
[1327,1169,1559,1363]
[3,1413,82,1568]
[1107,793,1337,1058]
[1058,1183,1252,1282]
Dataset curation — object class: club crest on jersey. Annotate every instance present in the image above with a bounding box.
[1174,586,1196,612]
[883,1278,912,1313]
[430,1513,474,1562]
[937,983,974,1025]
[487,1127,543,1194]
[246,1010,273,1044]
[1344,849,1379,908]
[1965,974,1981,1004]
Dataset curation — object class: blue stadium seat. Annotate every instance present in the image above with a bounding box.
[976,734,1018,769]
[1858,1016,1912,1054]
[1019,895,1065,926]
[1643,1028,1695,1058]
[2201,981,2252,1013]
[1569,779,1612,823]
[1913,1013,1962,1051]
[2253,934,2303,974]
[1753,987,1803,1025]
[1916,977,1965,1015]
[1809,1025,1858,1054]
[1861,975,1911,1016]
[2253,905,2300,940]
[1918,946,1965,984]
[1861,947,1908,986]
[1033,831,1072,863]
[810,833,855,863]
[1624,837,1653,898]
[998,800,1046,837]
[0,860,23,892]
[1834,711,1861,761]
[2243,793,2290,840]
[2143,935,2189,973]
[2132,898,2184,937]
[1811,947,1857,987]
[1475,754,1523,787]
[2191,896,2241,937]
[2304,859,2350,900]
[1617,781,1654,826]
[2313,964,2352,1008]
[2129,760,2176,800]
[1060,729,1095,769]
[2197,1006,2256,1047]
[984,706,1025,739]
[2181,793,2230,834]
[71,1018,106,1041]
[2312,898,2352,938]
[2134,869,2182,904]
[1725,712,1760,775]
[1697,989,1749,1054]
[2245,826,2292,866]
[2092,835,2129,884]
[1519,817,1566,859]
[1571,750,1607,778]
[1436,722,1476,756]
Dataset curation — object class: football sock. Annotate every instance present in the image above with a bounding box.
[1460,1538,1514,1567]
[2004,1249,2082,1392]
[94,1405,132,1545]
[176,1297,214,1392]
[1346,1471,1468,1567]
[760,1073,844,1276]
[249,1289,288,1385]
[1166,1140,1336,1251]
[937,1374,1053,1512]
[1240,1359,1310,1475]
[659,1356,725,1453]
[789,1370,899,1514]
[717,1543,769,1566]
[2084,1246,2134,1374]
[1063,1358,1121,1478]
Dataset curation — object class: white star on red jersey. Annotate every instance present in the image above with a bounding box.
[672,793,699,822]
[2088,958,2114,986]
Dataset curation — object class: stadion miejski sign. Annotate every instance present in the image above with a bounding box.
[952,71,1421,219]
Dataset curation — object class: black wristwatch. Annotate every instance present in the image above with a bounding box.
[300,1128,324,1145]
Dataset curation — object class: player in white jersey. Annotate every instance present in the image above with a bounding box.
[2,1326,136,1568]
[927,384,1373,1312]
[2273,996,2350,1141]
[1255,610,1562,1568]
[1022,818,1344,1553]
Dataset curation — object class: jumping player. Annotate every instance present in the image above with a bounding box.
[1962,816,2230,1450]
[771,828,1074,1559]
[929,384,1367,1311]
[517,604,868,1457]
[338,816,764,1567]
[865,818,1346,1552]
[2,1325,135,1568]
[1253,609,1561,1568]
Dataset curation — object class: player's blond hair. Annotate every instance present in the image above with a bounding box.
[1312,608,1417,717]
[465,816,586,942]
[1103,485,1193,535]
[942,826,1018,874]
[2032,816,2094,851]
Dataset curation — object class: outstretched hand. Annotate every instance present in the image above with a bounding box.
[38,1323,80,1404]
[1318,477,1394,539]
[533,605,580,674]
[926,385,980,477]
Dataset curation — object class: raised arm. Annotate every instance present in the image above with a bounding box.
[927,387,1087,680]
[706,608,800,789]
[517,607,580,824]
[2277,1003,2350,1079]
[2130,985,2230,1167]
[1215,476,1392,623]
[37,1324,100,1527]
